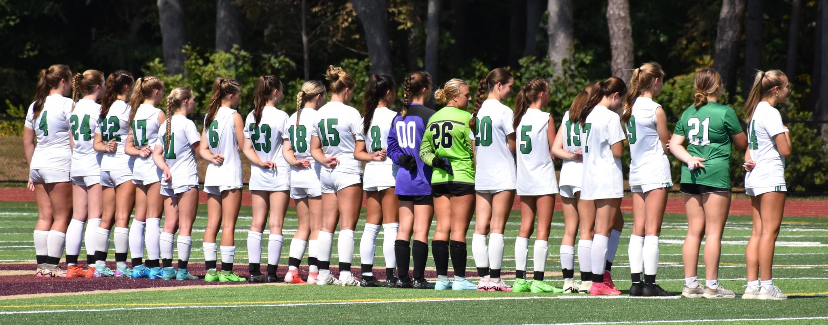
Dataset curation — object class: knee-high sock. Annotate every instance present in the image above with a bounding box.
[488,233,505,278]
[432,240,449,276]
[514,236,529,273]
[307,239,318,273]
[203,242,217,270]
[471,233,489,272]
[628,235,644,278]
[84,218,101,256]
[337,230,355,275]
[177,235,192,262]
[395,240,411,280]
[382,223,398,269]
[412,240,428,280]
[643,236,659,277]
[65,219,85,264]
[247,231,263,264]
[220,246,235,264]
[160,232,175,260]
[359,223,381,272]
[288,238,307,270]
[577,240,592,280]
[560,244,575,273]
[144,218,161,261]
[533,239,549,273]
[34,230,48,264]
[46,230,66,263]
[606,229,621,265]
[268,234,283,266]
[129,220,145,259]
[316,231,333,268]
[449,241,468,278]
[113,227,129,265]
[591,235,609,282]
[95,227,110,266]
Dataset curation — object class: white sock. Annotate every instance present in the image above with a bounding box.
[34,230,49,258]
[247,231,263,264]
[761,279,773,289]
[203,242,217,268]
[606,229,621,264]
[559,244,575,274]
[472,233,489,269]
[533,239,548,273]
[382,223,398,269]
[359,223,381,271]
[65,219,85,261]
[95,227,110,266]
[628,235,644,276]
[747,279,760,288]
[220,246,236,264]
[488,233,505,273]
[308,239,319,273]
[337,229,355,264]
[160,232,175,260]
[47,230,66,259]
[643,235,659,277]
[706,279,719,289]
[145,218,161,261]
[129,220,145,260]
[685,276,699,288]
[177,235,192,262]
[317,231,333,267]
[114,227,129,255]
[514,236,529,273]
[268,235,283,266]
[84,218,101,256]
[590,234,608,276]
[577,240,592,275]
[288,238,307,270]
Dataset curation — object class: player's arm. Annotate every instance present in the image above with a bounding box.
[669,134,705,170]
[546,116,557,161]
[774,128,792,158]
[655,107,671,154]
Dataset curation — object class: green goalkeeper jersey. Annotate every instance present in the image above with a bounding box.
[419,106,476,184]
[673,101,743,189]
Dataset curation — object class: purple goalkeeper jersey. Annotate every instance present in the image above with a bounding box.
[387,104,435,196]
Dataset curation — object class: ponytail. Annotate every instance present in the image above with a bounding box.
[580,77,627,126]
[164,87,193,151]
[470,68,512,130]
[743,69,787,122]
[100,70,134,120]
[568,84,595,123]
[71,73,83,110]
[205,77,241,127]
[470,78,487,130]
[253,75,283,125]
[693,68,722,109]
[128,76,165,126]
[622,62,664,125]
[295,80,326,128]
[401,71,432,117]
[32,64,72,119]
[512,78,548,130]
[579,82,605,126]
[362,74,396,135]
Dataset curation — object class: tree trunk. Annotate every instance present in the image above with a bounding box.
[811,0,822,114]
[157,0,187,75]
[352,0,393,75]
[127,11,144,73]
[547,0,574,77]
[216,0,243,52]
[450,0,466,75]
[301,0,310,80]
[819,0,828,120]
[522,0,544,58]
[606,0,634,83]
[712,0,745,98]
[743,0,762,98]
[508,0,527,68]
[425,0,441,83]
[785,0,802,78]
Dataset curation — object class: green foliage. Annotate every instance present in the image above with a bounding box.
[336,58,371,111]
[0,100,26,136]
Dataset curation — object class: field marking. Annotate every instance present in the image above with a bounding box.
[0,282,290,301]
[532,316,828,325]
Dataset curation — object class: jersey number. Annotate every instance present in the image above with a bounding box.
[288,125,308,153]
[687,117,710,146]
[748,120,758,150]
[163,134,177,159]
[317,118,340,146]
[38,111,49,136]
[395,121,417,149]
[474,116,493,147]
[208,120,219,148]
[101,116,122,142]
[369,125,383,151]
[565,120,581,147]
[69,114,92,141]
[429,122,454,149]
[519,125,532,154]
[582,123,592,153]
[132,120,147,146]
[248,123,272,153]
[625,116,637,144]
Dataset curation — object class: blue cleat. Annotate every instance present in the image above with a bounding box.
[161,267,176,280]
[148,267,164,280]
[131,265,150,279]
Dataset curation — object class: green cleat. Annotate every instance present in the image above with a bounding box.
[513,278,531,293]
[219,270,246,282]
[204,270,220,282]
[531,280,564,293]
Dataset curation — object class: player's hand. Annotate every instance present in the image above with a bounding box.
[139,146,152,158]
[744,159,756,172]
[106,139,117,153]
[211,154,224,166]
[163,169,172,182]
[686,156,706,171]
[432,157,453,175]
[371,151,385,162]
[572,150,583,162]
[323,156,338,168]
[399,154,417,173]
[27,179,34,191]
[260,161,276,170]
[293,159,311,169]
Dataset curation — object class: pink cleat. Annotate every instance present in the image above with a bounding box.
[603,271,616,290]
[590,282,621,296]
[487,278,513,292]
[477,276,489,292]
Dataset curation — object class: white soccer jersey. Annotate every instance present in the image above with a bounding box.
[244,106,290,168]
[362,107,398,188]
[312,101,364,175]
[203,107,243,188]
[474,99,517,190]
[156,115,200,189]
[580,105,626,200]
[69,99,102,177]
[627,97,672,187]
[98,100,133,172]
[745,101,787,188]
[25,94,73,173]
[516,109,558,196]
[131,104,163,180]
[559,111,584,188]
[285,107,321,189]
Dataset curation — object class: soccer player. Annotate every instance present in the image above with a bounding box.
[670,68,747,299]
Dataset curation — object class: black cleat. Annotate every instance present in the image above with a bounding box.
[360,277,384,287]
[412,278,435,289]
[642,283,671,296]
[248,274,268,283]
[629,282,644,296]
[383,276,399,288]
[396,278,414,288]
[267,274,282,283]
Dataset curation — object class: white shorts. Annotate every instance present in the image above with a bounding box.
[746,185,787,197]
[362,163,397,190]
[319,169,361,194]
[29,169,70,184]
[630,182,673,194]
[132,167,162,186]
[290,186,322,199]
[364,185,393,192]
[249,166,290,192]
[161,185,198,197]
[476,189,512,195]
[203,185,242,196]
[71,175,100,187]
[559,185,580,199]
[100,169,133,188]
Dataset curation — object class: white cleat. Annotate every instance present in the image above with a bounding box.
[316,272,341,286]
[758,285,787,300]
[338,273,360,287]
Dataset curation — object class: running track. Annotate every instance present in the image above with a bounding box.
[0,188,825,217]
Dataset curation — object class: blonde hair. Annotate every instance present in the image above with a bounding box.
[743,70,787,122]
[693,69,722,109]
[204,77,241,127]
[128,76,164,125]
[163,87,193,151]
[434,78,469,107]
[295,80,326,127]
[623,62,664,124]
[325,65,355,94]
[71,69,105,109]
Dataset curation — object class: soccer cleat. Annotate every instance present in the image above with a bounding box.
[44,264,66,278]
[65,265,86,278]
[531,280,564,293]
[338,273,360,287]
[315,272,341,286]
[307,271,318,284]
[629,282,645,296]
[486,278,512,292]
[603,271,616,290]
[148,267,164,280]
[758,285,787,300]
[176,269,199,280]
[396,278,414,289]
[578,281,592,294]
[248,273,268,283]
[266,274,281,283]
[360,277,383,287]
[114,265,132,277]
[35,264,48,278]
[219,271,246,282]
[563,279,578,293]
[642,283,671,296]
[513,278,531,293]
[742,285,761,300]
[204,270,220,282]
[94,265,115,277]
[434,279,452,290]
[681,285,704,298]
[284,269,307,284]
[383,276,399,288]
[161,267,177,280]
[83,266,95,278]
[131,265,151,279]
[452,278,479,291]
[477,276,490,292]
[589,282,621,296]
[413,278,435,289]
[703,285,735,299]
